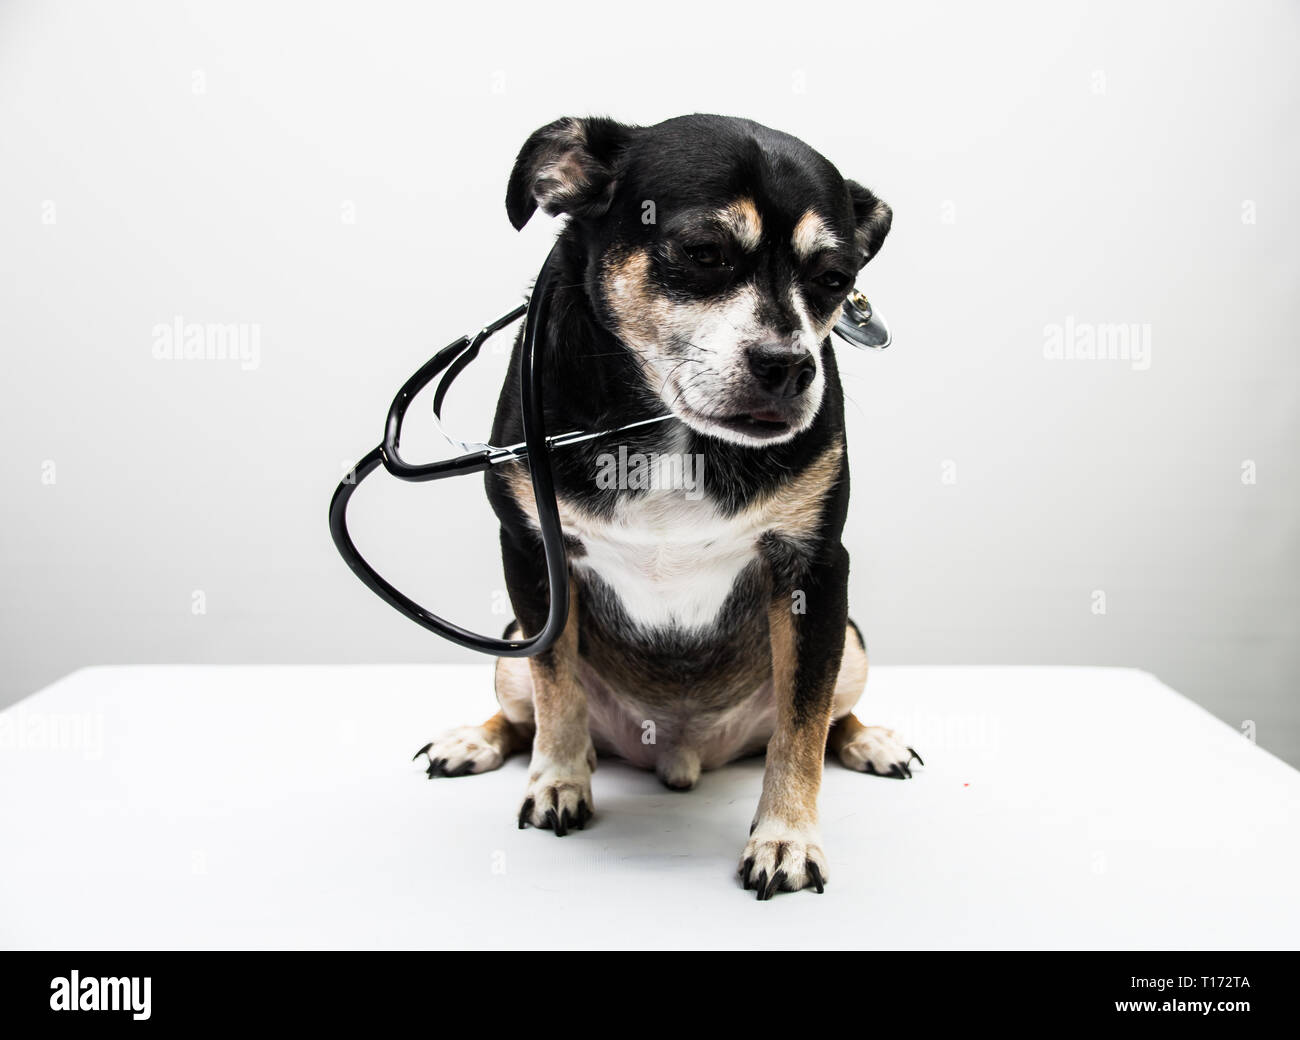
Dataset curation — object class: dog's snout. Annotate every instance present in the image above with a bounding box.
[745,344,816,399]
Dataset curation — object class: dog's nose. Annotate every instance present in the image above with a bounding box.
[745,344,816,398]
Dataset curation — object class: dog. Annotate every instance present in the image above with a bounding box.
[417,114,919,899]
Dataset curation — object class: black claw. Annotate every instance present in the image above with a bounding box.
[907,747,925,767]
[545,808,564,836]
[761,870,785,901]
[753,870,768,900]
[576,800,591,829]
[888,763,905,779]
[518,798,534,830]
[808,861,825,894]
[559,807,573,836]
[741,856,756,890]
[864,761,878,776]
[412,742,433,762]
[450,759,475,778]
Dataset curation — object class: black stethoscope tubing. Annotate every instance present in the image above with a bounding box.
[328,244,571,658]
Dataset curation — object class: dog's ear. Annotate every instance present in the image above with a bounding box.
[845,180,892,266]
[506,116,637,230]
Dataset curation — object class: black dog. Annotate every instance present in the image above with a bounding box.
[418,114,917,899]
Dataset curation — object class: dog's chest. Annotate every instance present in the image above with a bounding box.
[571,490,761,632]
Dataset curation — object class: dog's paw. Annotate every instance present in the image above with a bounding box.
[412,725,505,779]
[739,820,828,900]
[838,725,923,779]
[517,755,594,836]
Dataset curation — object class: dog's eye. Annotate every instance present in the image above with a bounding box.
[813,270,851,291]
[684,243,726,268]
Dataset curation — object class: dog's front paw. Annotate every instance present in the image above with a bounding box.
[838,725,923,779]
[739,820,828,900]
[413,725,506,779]
[517,755,594,836]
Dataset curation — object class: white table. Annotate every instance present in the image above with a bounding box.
[1,665,1295,950]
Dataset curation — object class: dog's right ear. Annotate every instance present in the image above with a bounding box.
[506,116,637,230]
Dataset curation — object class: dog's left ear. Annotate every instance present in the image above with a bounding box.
[506,116,638,230]
[845,180,892,266]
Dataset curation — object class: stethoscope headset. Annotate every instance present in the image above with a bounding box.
[329,241,891,659]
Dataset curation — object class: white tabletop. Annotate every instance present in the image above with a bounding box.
[1,664,1295,950]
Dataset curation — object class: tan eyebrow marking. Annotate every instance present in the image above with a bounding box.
[717,197,763,251]
[792,210,841,259]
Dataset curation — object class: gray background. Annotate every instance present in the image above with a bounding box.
[2,0,1297,764]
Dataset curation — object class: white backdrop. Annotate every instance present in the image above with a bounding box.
[2,0,1297,765]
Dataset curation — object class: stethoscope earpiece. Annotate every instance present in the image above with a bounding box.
[833,289,891,350]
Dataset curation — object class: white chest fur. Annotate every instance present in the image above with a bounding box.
[572,489,762,632]
[503,436,843,634]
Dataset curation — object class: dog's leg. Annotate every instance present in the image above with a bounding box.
[517,590,594,834]
[413,623,534,779]
[825,624,923,778]
[740,549,849,899]
[414,710,529,778]
[829,715,923,779]
[500,532,594,836]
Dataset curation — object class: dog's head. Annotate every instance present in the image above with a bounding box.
[507,114,891,446]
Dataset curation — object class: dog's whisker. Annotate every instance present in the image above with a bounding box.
[841,390,868,421]
[667,367,715,410]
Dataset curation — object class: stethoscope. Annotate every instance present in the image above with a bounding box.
[328,242,891,659]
